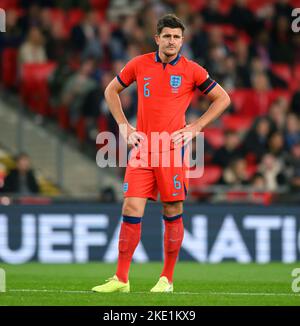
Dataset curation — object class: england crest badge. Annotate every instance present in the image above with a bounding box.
[170,75,182,88]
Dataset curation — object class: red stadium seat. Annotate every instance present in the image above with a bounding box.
[204,127,224,149]
[20,62,57,116]
[97,115,108,133]
[189,165,222,199]
[205,24,237,37]
[228,89,252,113]
[269,89,292,104]
[1,48,18,88]
[248,0,273,13]
[66,8,85,32]
[0,0,19,10]
[219,0,234,14]
[221,115,253,132]
[291,0,300,8]
[76,116,86,143]
[292,64,300,90]
[187,0,205,11]
[271,64,292,87]
[230,89,276,117]
[57,105,70,130]
[48,8,65,23]
[246,164,257,178]
[90,0,110,12]
[189,165,222,186]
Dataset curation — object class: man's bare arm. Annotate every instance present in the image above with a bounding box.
[104,78,144,146]
[104,78,128,126]
[193,83,231,131]
[171,84,231,145]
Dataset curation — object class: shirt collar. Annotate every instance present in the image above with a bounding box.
[155,51,181,66]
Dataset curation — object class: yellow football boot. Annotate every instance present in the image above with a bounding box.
[92,275,130,293]
[150,276,173,293]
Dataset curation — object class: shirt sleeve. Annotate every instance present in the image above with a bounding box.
[193,63,217,95]
[116,57,138,88]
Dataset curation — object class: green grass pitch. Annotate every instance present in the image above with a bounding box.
[0,263,299,306]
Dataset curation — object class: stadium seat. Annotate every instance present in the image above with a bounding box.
[20,62,57,116]
[291,64,300,90]
[189,165,222,200]
[97,115,108,133]
[228,89,252,113]
[1,48,18,88]
[187,0,205,11]
[57,105,70,130]
[90,0,110,12]
[66,8,85,33]
[204,127,224,149]
[246,164,257,178]
[221,115,253,132]
[269,89,292,104]
[76,116,86,143]
[205,24,237,37]
[189,165,222,187]
[230,89,276,117]
[271,64,292,87]
[48,8,65,23]
[248,0,273,13]
[0,0,19,10]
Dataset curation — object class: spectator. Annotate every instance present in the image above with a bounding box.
[201,0,225,24]
[0,9,23,52]
[243,117,273,162]
[291,85,300,117]
[18,3,43,34]
[258,153,286,191]
[274,0,294,20]
[2,153,40,194]
[18,26,47,65]
[220,55,240,91]
[40,8,67,61]
[270,15,293,63]
[99,186,117,203]
[61,58,98,126]
[212,130,241,168]
[220,158,250,186]
[70,10,100,54]
[285,143,300,191]
[249,57,288,89]
[284,113,300,151]
[189,14,208,63]
[250,172,267,190]
[269,100,286,132]
[228,0,255,35]
[249,31,272,68]
[268,131,285,158]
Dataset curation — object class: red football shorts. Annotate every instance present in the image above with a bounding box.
[123,146,190,202]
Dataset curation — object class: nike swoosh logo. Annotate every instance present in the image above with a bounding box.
[172,193,179,196]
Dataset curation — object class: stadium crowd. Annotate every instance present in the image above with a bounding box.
[0,0,300,202]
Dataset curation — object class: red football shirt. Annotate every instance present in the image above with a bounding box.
[117,51,216,152]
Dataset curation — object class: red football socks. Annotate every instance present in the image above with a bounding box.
[116,215,142,283]
[161,214,184,283]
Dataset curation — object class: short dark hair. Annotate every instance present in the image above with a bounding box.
[16,152,29,162]
[156,14,185,35]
